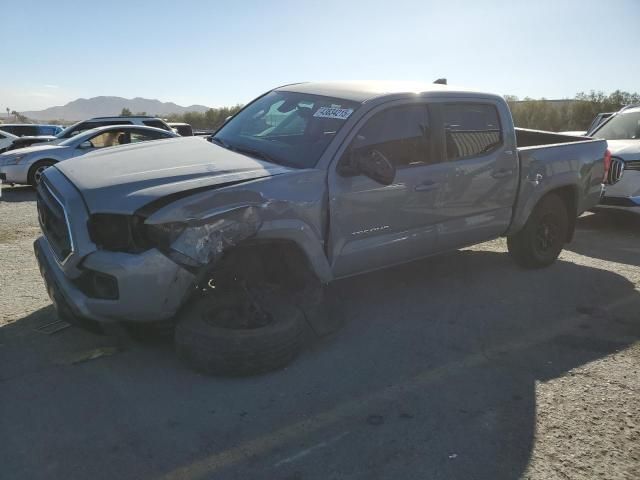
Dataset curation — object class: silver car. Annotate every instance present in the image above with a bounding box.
[0,125,178,186]
[592,105,640,212]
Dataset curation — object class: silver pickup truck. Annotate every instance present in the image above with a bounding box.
[34,82,609,375]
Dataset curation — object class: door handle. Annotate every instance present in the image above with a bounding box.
[414,180,439,192]
[492,169,514,179]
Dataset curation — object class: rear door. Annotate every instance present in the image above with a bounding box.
[433,101,518,249]
[328,101,447,278]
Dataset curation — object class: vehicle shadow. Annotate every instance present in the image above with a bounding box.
[1,250,639,480]
[567,210,640,267]
[0,185,36,203]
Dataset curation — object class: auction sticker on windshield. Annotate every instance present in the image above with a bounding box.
[313,107,354,120]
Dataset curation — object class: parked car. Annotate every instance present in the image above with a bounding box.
[557,112,618,138]
[193,129,215,136]
[55,116,173,140]
[0,125,177,186]
[168,122,194,136]
[0,124,64,150]
[32,81,609,375]
[0,123,64,137]
[6,135,61,151]
[0,129,19,153]
[586,112,615,136]
[7,116,175,151]
[591,104,640,211]
[558,130,587,136]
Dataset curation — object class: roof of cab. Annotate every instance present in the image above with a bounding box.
[275,81,501,103]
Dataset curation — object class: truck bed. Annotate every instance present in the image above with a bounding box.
[509,129,608,235]
[515,127,592,148]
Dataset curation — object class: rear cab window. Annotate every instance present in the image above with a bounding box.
[442,103,502,160]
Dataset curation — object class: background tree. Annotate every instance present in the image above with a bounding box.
[165,104,243,130]
[506,90,640,132]
[10,110,28,123]
[120,107,132,116]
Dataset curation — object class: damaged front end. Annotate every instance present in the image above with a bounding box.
[87,205,263,272]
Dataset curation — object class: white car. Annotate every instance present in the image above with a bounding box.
[55,116,173,140]
[0,129,18,153]
[0,125,178,186]
[592,105,640,212]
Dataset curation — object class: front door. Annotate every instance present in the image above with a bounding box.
[328,102,447,278]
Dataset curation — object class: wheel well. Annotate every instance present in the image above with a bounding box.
[208,240,320,292]
[544,185,578,242]
[28,159,57,181]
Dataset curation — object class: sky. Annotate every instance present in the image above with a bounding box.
[2,0,639,112]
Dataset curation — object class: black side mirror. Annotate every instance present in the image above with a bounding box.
[340,148,396,185]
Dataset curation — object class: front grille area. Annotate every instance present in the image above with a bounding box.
[607,157,625,185]
[37,182,73,262]
[626,160,640,172]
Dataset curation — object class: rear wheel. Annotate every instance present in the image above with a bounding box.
[507,193,569,268]
[28,160,55,187]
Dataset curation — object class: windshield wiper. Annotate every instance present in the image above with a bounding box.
[229,145,285,166]
[210,136,230,149]
[211,137,287,166]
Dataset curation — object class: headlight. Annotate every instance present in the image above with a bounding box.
[87,214,146,251]
[3,154,27,165]
[89,213,186,253]
[144,222,186,249]
[88,207,261,268]
[169,207,261,265]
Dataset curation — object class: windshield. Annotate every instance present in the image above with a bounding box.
[592,111,640,140]
[213,91,360,168]
[56,122,81,139]
[58,134,84,146]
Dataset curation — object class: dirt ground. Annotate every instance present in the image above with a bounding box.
[1,185,639,480]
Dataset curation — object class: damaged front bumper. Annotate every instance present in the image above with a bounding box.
[34,236,196,324]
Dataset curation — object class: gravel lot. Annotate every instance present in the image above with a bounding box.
[1,185,639,480]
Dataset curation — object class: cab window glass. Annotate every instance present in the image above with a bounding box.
[67,120,133,137]
[86,130,130,148]
[3,125,39,136]
[130,129,168,142]
[38,126,57,135]
[349,105,432,168]
[443,103,502,160]
[143,120,170,131]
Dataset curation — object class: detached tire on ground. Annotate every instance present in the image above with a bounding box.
[175,291,304,376]
[507,193,569,268]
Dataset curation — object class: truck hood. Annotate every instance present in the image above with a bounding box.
[54,137,294,214]
[605,139,640,160]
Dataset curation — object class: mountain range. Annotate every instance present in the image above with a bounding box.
[22,96,210,121]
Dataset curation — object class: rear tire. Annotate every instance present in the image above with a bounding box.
[28,160,55,187]
[507,193,569,268]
